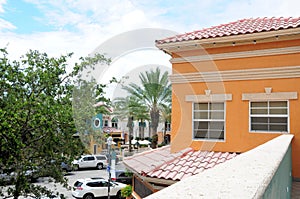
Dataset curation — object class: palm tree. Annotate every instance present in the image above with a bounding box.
[133,99,149,140]
[161,104,171,144]
[113,95,146,152]
[124,67,171,137]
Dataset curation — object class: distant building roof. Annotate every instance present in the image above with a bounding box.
[103,126,121,133]
[123,145,238,181]
[156,17,300,45]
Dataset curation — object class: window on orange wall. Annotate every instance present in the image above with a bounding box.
[250,101,288,133]
[193,102,225,141]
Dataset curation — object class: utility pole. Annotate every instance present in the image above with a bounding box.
[107,136,112,199]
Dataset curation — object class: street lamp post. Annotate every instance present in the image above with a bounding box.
[107,136,112,199]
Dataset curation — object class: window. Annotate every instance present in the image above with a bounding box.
[87,182,102,187]
[193,102,225,140]
[250,101,288,132]
[83,156,95,161]
[118,172,126,177]
[112,117,118,128]
[104,120,109,127]
[96,155,107,161]
[164,122,171,131]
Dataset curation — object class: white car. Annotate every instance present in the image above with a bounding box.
[72,155,108,170]
[72,178,126,199]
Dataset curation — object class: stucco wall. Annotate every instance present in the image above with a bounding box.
[169,38,300,178]
[262,144,292,199]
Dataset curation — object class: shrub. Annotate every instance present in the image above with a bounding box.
[121,185,132,197]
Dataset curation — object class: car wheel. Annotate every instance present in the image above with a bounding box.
[116,191,122,199]
[83,193,94,199]
[97,163,103,170]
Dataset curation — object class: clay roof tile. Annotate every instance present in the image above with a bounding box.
[156,17,300,44]
[124,146,239,181]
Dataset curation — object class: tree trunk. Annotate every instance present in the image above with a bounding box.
[139,119,145,139]
[13,175,21,199]
[127,116,134,152]
[138,119,142,139]
[141,125,145,140]
[150,108,159,137]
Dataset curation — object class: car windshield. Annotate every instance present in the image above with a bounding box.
[74,181,83,187]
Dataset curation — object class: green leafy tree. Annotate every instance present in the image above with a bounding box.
[72,55,118,154]
[134,99,149,140]
[113,95,146,152]
[0,49,110,198]
[124,67,171,137]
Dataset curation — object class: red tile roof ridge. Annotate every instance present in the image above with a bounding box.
[124,145,171,160]
[156,17,300,45]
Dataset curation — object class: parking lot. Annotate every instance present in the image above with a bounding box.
[25,163,126,198]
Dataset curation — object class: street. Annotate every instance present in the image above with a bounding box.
[25,163,126,198]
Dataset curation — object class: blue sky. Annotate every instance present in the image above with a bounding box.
[0,0,299,98]
[0,0,299,59]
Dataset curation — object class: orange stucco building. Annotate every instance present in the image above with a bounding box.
[156,17,300,179]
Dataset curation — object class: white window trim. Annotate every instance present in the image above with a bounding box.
[248,100,290,133]
[242,92,297,101]
[192,102,226,142]
[186,93,232,102]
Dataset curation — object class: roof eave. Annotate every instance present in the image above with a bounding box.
[156,27,300,54]
[140,175,178,186]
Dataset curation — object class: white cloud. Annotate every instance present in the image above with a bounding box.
[1,0,299,85]
[0,0,6,13]
[0,0,16,31]
[0,18,16,31]
[103,50,172,99]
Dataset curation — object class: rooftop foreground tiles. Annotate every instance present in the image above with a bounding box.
[145,134,294,199]
[124,145,238,181]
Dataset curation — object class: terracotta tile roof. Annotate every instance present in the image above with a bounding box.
[147,150,238,181]
[123,145,191,174]
[156,17,300,45]
[123,146,238,181]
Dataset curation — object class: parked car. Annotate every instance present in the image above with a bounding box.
[61,162,73,173]
[114,170,133,185]
[72,155,108,170]
[0,169,14,185]
[72,178,126,199]
[0,168,38,185]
